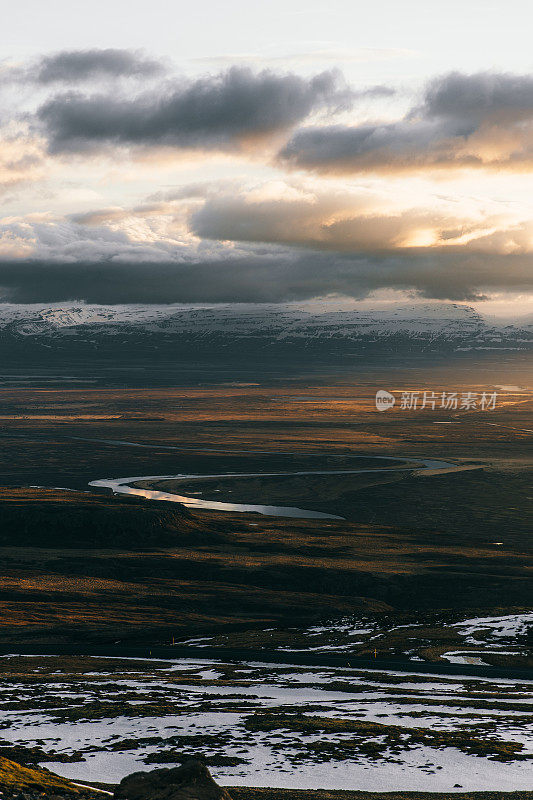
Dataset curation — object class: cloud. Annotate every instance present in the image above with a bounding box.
[1,61,532,306]
[279,71,533,173]
[189,180,525,254]
[10,61,533,175]
[0,49,166,95]
[0,215,532,304]
[37,67,359,154]
[420,71,533,124]
[193,47,414,66]
[0,250,531,305]
[73,180,482,253]
[0,127,46,194]
[36,49,166,84]
[0,217,181,262]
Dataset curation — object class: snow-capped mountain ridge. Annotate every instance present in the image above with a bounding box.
[0,301,530,355]
[0,301,486,331]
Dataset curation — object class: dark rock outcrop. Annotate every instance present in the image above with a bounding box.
[114,760,233,800]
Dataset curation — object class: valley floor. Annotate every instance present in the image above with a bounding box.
[0,371,531,794]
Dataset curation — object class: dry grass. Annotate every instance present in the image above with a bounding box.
[0,384,531,653]
[0,756,86,795]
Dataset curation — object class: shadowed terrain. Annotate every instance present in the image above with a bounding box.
[0,378,531,662]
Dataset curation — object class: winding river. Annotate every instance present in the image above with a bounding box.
[89,456,460,520]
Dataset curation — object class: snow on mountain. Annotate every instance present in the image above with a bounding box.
[0,300,485,332]
[0,301,530,353]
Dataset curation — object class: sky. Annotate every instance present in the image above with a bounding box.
[1,0,533,316]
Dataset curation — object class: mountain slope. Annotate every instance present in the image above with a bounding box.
[0,301,531,360]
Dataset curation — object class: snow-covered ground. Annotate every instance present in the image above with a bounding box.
[1,655,531,791]
[451,613,533,645]
[181,612,532,664]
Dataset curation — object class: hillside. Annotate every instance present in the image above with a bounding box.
[0,487,224,548]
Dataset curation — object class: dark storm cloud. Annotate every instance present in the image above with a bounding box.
[0,49,166,89]
[0,249,531,304]
[36,49,166,84]
[421,71,533,122]
[280,119,465,172]
[280,71,533,173]
[37,68,362,154]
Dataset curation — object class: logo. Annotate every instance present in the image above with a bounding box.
[375,390,395,412]
[372,389,498,411]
